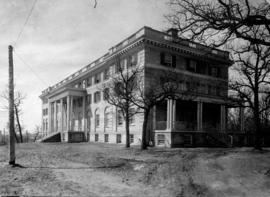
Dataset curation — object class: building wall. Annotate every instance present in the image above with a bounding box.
[40,26,231,146]
[86,48,146,145]
[41,98,49,136]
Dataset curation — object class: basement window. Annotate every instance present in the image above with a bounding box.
[130,134,134,144]
[95,134,99,142]
[157,134,165,145]
[104,134,109,143]
[116,134,122,143]
[183,135,193,146]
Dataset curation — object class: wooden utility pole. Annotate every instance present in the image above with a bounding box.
[3,129,6,144]
[8,45,15,165]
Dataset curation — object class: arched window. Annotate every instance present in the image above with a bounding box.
[95,108,100,130]
[104,107,111,130]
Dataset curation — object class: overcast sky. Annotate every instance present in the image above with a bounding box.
[0,0,170,132]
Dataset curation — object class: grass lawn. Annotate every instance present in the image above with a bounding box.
[0,142,270,196]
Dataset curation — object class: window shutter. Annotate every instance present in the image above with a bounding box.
[160,52,165,65]
[172,55,176,68]
[217,67,221,77]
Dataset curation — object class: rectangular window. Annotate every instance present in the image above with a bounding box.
[212,86,217,95]
[87,94,92,104]
[104,134,109,142]
[183,135,193,145]
[94,73,101,84]
[129,108,135,125]
[117,110,123,126]
[104,68,110,80]
[187,60,196,72]
[200,84,206,94]
[211,67,218,77]
[82,80,86,88]
[160,52,176,67]
[116,59,126,73]
[157,134,165,145]
[77,98,83,107]
[110,65,115,75]
[94,91,101,103]
[77,82,82,88]
[116,134,122,143]
[87,77,92,87]
[196,62,207,74]
[208,85,212,95]
[95,134,99,142]
[42,98,48,104]
[128,53,138,67]
[103,88,109,100]
[217,87,221,96]
[45,120,48,131]
[130,134,134,144]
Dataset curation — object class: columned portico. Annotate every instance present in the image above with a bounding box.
[44,87,87,142]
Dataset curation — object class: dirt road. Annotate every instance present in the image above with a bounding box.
[0,143,270,196]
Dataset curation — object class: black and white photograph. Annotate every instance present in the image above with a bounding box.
[0,0,270,196]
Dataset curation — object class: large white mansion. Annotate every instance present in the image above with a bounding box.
[40,27,234,147]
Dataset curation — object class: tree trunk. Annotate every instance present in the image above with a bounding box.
[125,115,130,148]
[15,105,23,143]
[254,87,262,150]
[141,108,150,150]
[14,131,19,143]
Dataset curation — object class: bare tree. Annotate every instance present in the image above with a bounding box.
[166,0,270,47]
[1,88,26,143]
[102,56,140,148]
[103,57,195,149]
[229,40,270,150]
[33,125,42,142]
[131,68,183,149]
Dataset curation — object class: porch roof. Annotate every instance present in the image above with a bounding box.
[48,87,87,102]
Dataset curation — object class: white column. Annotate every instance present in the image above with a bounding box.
[54,101,57,132]
[60,99,63,132]
[82,96,86,140]
[220,105,226,132]
[166,99,171,130]
[48,101,51,134]
[152,106,156,131]
[70,96,73,131]
[67,96,70,131]
[171,100,176,130]
[197,101,203,131]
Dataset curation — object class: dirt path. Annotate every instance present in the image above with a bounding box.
[0,143,270,196]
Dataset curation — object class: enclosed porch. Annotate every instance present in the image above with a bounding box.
[154,99,228,147]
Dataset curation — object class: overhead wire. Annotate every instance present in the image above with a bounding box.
[14,0,38,47]
[13,50,48,87]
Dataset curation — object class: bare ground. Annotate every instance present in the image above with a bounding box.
[0,143,270,196]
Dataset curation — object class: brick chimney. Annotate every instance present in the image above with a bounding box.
[167,28,178,39]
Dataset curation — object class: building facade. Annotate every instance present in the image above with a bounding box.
[40,27,232,147]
